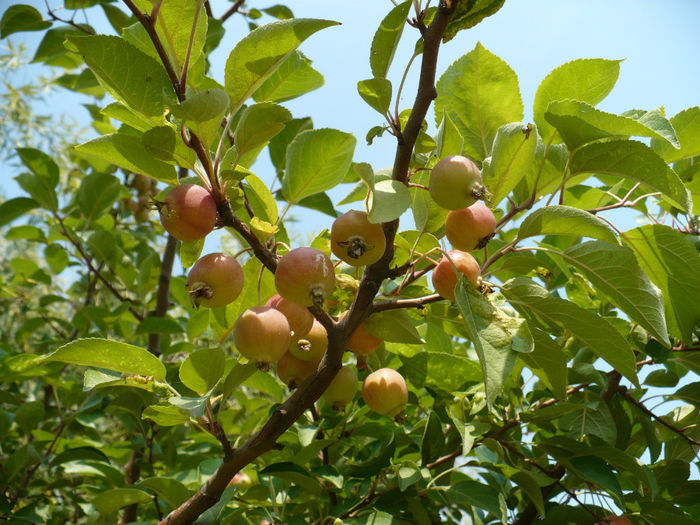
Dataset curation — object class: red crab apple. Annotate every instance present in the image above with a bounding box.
[186,253,244,308]
[330,210,386,266]
[276,351,320,389]
[445,201,496,251]
[323,365,358,409]
[362,368,408,417]
[431,250,481,301]
[232,306,290,368]
[289,319,328,362]
[339,311,382,357]
[275,247,335,307]
[604,517,633,525]
[429,155,484,210]
[266,294,314,342]
[159,184,217,241]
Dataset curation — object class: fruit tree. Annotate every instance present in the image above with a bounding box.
[1,1,699,524]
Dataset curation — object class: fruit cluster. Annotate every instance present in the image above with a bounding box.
[154,154,493,418]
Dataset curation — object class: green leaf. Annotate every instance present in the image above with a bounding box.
[357,78,392,115]
[180,237,204,269]
[546,100,681,150]
[44,244,69,274]
[435,110,464,159]
[43,338,166,380]
[225,18,339,115]
[148,0,208,75]
[559,403,618,445]
[623,224,700,344]
[517,205,619,245]
[142,403,190,426]
[33,26,84,68]
[171,88,229,123]
[234,102,292,157]
[370,1,411,79]
[260,462,323,496]
[399,351,482,392]
[502,278,639,387]
[66,35,175,119]
[222,362,257,398]
[568,456,624,508]
[138,477,191,508]
[179,347,225,395]
[421,412,445,466]
[364,309,424,344]
[560,241,670,345]
[443,0,506,43]
[14,174,58,212]
[78,173,121,223]
[482,122,537,206]
[435,42,523,162]
[1,5,51,39]
[534,58,621,144]
[135,316,184,335]
[446,480,503,516]
[511,470,546,518]
[141,125,197,168]
[253,50,324,103]
[16,147,59,185]
[368,179,411,224]
[652,106,700,163]
[92,488,152,516]
[268,117,313,173]
[75,132,177,184]
[282,128,356,203]
[455,282,530,406]
[240,172,279,223]
[518,327,568,398]
[0,197,39,226]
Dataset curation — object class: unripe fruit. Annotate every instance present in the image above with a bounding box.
[445,202,496,251]
[186,253,244,308]
[331,210,386,266]
[362,368,408,417]
[289,319,328,362]
[339,311,382,357]
[266,294,314,342]
[159,184,217,241]
[276,351,320,389]
[232,306,290,367]
[323,365,358,409]
[431,250,481,301]
[275,247,335,307]
[429,155,484,210]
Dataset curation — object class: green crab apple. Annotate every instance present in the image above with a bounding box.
[330,210,386,266]
[429,155,484,210]
[158,184,217,241]
[232,306,290,368]
[362,368,408,417]
[431,250,481,301]
[445,201,496,251]
[289,319,328,362]
[186,253,244,308]
[323,365,358,409]
[266,293,314,341]
[275,247,335,307]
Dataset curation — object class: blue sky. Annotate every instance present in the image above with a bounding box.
[1,0,698,240]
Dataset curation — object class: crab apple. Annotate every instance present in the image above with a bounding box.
[431,250,481,301]
[330,210,386,266]
[362,368,408,417]
[323,365,358,409]
[289,319,328,362]
[186,253,244,308]
[276,351,320,389]
[266,294,314,342]
[159,184,217,241]
[232,306,290,368]
[604,517,633,525]
[275,247,335,307]
[339,311,382,356]
[429,155,484,210]
[445,202,497,251]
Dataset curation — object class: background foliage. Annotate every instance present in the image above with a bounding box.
[1,1,699,524]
